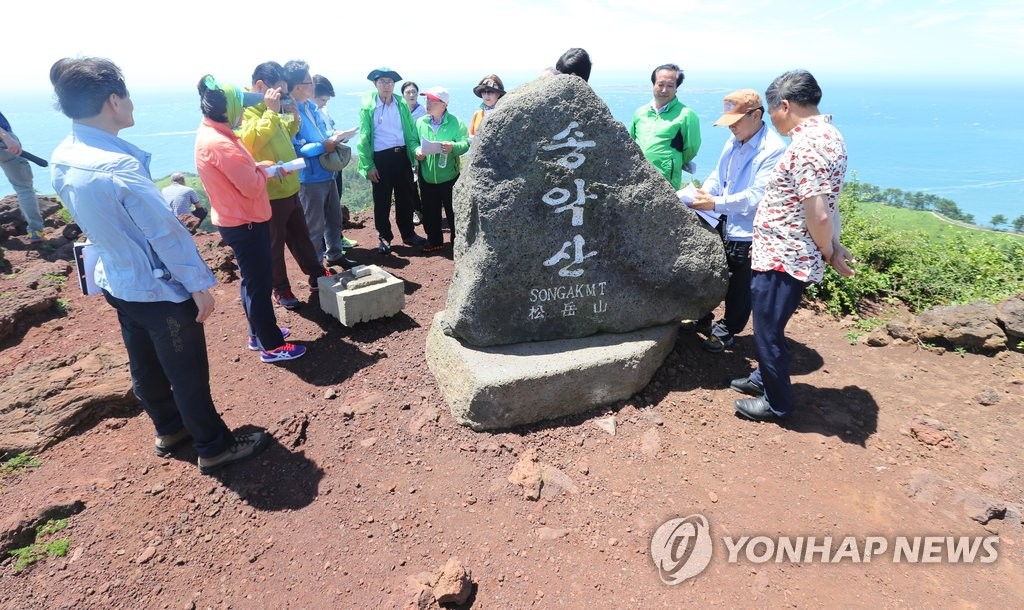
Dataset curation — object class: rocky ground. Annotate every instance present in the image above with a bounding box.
[1,198,1022,609]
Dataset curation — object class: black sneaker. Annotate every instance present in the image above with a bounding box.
[702,333,735,353]
[378,239,392,254]
[197,430,270,474]
[402,234,427,247]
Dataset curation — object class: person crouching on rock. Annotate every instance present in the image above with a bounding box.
[194,75,307,364]
[414,87,469,252]
[49,57,269,474]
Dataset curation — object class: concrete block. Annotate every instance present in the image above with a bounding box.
[426,311,677,430]
[318,265,405,326]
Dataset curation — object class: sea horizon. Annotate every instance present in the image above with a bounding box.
[5,77,1022,225]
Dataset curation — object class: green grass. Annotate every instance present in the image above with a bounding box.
[810,191,1024,315]
[857,203,1024,246]
[1,453,41,476]
[42,272,67,286]
[9,519,70,573]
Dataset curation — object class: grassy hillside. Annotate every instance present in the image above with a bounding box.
[811,194,1024,315]
[856,202,1023,246]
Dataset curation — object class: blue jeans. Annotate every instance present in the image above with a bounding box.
[0,149,43,232]
[218,221,284,351]
[749,270,809,416]
[103,291,233,458]
[298,179,344,262]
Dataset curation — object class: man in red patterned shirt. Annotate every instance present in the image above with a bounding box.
[730,70,856,422]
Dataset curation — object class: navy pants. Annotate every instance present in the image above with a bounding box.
[103,291,232,458]
[218,221,284,351]
[371,147,418,243]
[749,270,809,415]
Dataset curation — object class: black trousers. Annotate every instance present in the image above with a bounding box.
[420,177,457,246]
[715,240,754,337]
[103,291,233,458]
[371,148,417,243]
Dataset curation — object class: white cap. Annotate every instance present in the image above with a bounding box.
[421,86,450,105]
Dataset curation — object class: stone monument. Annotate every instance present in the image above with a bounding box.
[427,75,727,430]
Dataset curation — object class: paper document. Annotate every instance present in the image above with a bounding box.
[333,127,359,143]
[263,157,306,177]
[420,139,443,154]
[676,184,722,228]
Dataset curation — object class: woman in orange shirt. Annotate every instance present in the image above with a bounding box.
[468,74,506,140]
[194,75,305,363]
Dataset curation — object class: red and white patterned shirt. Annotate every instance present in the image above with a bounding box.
[751,115,847,284]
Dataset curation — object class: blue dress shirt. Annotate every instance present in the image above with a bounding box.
[50,123,216,303]
[701,122,788,241]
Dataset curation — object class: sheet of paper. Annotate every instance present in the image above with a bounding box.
[333,127,359,143]
[675,183,700,203]
[420,139,443,154]
[695,209,721,227]
[676,184,722,228]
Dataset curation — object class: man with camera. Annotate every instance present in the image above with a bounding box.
[238,61,327,311]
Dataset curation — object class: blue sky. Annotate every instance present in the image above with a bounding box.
[9,0,1021,91]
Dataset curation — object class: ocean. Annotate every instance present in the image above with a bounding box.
[4,78,1021,224]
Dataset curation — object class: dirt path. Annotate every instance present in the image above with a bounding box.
[1,215,1022,608]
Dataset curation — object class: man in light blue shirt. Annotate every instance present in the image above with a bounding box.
[48,57,268,474]
[688,89,788,353]
[356,67,426,253]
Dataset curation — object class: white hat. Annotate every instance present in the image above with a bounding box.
[421,86,450,105]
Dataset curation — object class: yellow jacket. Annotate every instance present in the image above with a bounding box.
[239,102,301,200]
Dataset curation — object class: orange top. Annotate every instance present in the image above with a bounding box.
[195,117,271,228]
[469,109,486,136]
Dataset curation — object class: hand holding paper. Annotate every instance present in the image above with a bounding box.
[332,127,359,143]
[262,158,306,177]
[676,183,700,203]
[420,139,443,155]
[677,184,722,228]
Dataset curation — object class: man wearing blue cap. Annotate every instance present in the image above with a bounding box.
[357,67,426,254]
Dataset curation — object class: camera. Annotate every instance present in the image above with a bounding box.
[281,95,295,111]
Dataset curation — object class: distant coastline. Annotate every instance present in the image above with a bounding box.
[5,80,1022,225]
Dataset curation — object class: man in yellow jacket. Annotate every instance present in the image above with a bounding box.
[629,63,702,189]
[239,61,326,310]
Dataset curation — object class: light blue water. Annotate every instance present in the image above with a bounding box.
[4,79,1021,223]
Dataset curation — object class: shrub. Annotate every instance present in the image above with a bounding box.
[808,187,1024,315]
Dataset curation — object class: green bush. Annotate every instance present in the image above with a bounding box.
[809,186,1024,315]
